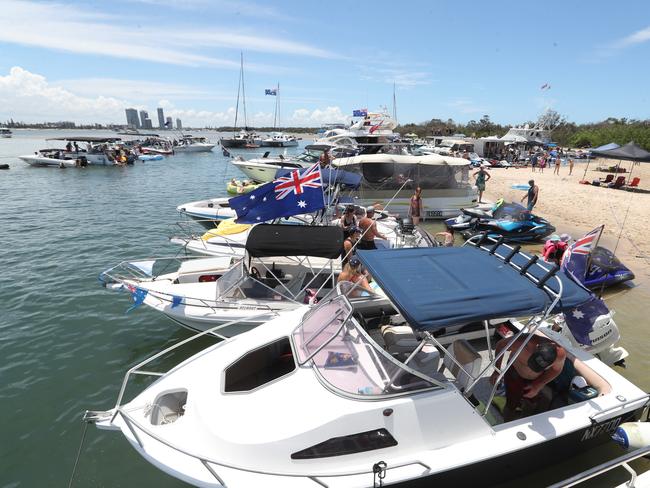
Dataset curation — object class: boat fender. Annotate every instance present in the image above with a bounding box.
[612,422,650,450]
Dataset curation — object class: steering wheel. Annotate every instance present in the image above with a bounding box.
[250,267,261,280]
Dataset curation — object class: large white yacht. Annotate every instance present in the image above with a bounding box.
[87,242,649,487]
[316,110,399,154]
[260,132,299,147]
[174,136,215,153]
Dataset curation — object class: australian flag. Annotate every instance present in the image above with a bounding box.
[352,108,368,117]
[265,88,277,96]
[563,295,611,346]
[229,163,324,224]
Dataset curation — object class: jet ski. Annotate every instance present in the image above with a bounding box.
[445,201,555,242]
[561,225,634,289]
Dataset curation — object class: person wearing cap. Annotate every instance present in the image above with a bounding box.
[337,256,373,297]
[358,206,387,250]
[340,205,358,239]
[491,334,566,421]
[342,226,361,266]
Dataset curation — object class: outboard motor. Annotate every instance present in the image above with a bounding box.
[399,217,415,235]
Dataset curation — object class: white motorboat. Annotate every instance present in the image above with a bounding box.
[19,150,78,167]
[174,136,215,153]
[0,128,12,138]
[88,243,649,487]
[260,132,299,147]
[172,207,436,259]
[45,136,134,165]
[99,225,385,335]
[315,110,399,154]
[332,152,477,218]
[177,197,238,227]
[232,143,356,183]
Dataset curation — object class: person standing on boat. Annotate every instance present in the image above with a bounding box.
[521,180,539,211]
[319,149,332,168]
[340,205,358,239]
[65,141,73,152]
[491,334,566,421]
[358,207,387,250]
[408,187,423,225]
[473,166,491,203]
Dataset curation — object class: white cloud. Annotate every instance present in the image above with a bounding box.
[0,66,346,127]
[127,0,296,22]
[0,0,339,69]
[612,25,650,49]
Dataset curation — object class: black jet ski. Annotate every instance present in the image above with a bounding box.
[445,201,555,242]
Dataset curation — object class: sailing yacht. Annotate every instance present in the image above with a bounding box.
[260,83,299,147]
[220,54,259,149]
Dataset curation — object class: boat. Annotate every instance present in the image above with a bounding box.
[171,206,436,259]
[0,128,12,138]
[332,152,478,218]
[140,137,174,155]
[446,201,556,242]
[40,136,135,166]
[87,242,649,487]
[99,225,388,335]
[19,149,79,167]
[260,132,299,147]
[561,226,635,289]
[174,136,215,153]
[220,54,260,149]
[316,110,399,154]
[232,143,357,184]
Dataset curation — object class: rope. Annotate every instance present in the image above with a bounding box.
[67,419,89,488]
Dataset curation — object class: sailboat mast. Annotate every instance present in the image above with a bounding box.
[241,53,248,129]
[277,82,280,131]
[233,52,243,134]
[392,82,397,121]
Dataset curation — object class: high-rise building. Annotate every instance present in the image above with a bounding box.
[143,118,153,130]
[139,110,149,128]
[125,108,140,129]
[165,116,173,129]
[176,118,182,130]
[157,108,165,129]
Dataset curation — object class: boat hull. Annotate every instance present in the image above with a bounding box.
[174,144,215,153]
[19,155,77,167]
[260,140,299,147]
[220,138,250,148]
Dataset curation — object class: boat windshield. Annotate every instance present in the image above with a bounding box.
[292,296,440,397]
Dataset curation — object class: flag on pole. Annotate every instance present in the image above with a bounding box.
[229,163,324,224]
[353,108,368,117]
[265,88,278,96]
[561,225,604,281]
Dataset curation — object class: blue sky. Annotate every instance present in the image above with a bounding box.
[0,0,649,127]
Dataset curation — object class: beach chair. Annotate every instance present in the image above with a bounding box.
[608,176,626,189]
[600,174,614,184]
[623,177,641,192]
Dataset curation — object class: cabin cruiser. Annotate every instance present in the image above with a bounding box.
[20,137,135,166]
[232,143,357,184]
[260,132,299,147]
[315,111,399,154]
[99,225,389,335]
[332,152,477,218]
[173,136,215,153]
[87,242,648,487]
[420,138,475,156]
[0,128,12,138]
[141,137,174,155]
[220,130,260,149]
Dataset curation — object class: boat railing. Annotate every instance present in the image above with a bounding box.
[547,445,650,488]
[168,220,246,257]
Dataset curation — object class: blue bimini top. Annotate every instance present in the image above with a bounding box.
[356,246,592,331]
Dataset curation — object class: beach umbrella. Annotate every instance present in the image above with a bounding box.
[590,141,650,183]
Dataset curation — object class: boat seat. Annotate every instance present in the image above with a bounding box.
[441,339,482,392]
[381,325,441,375]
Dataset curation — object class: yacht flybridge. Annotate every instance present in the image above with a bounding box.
[332,153,476,218]
[88,241,648,487]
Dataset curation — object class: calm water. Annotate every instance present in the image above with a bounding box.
[0,130,648,487]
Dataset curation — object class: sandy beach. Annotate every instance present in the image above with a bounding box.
[482,157,650,282]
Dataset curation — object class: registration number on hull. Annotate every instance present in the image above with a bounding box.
[581,417,622,442]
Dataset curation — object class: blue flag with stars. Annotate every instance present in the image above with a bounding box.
[228,163,324,224]
[563,295,610,346]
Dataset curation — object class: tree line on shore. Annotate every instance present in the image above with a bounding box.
[397,113,650,150]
